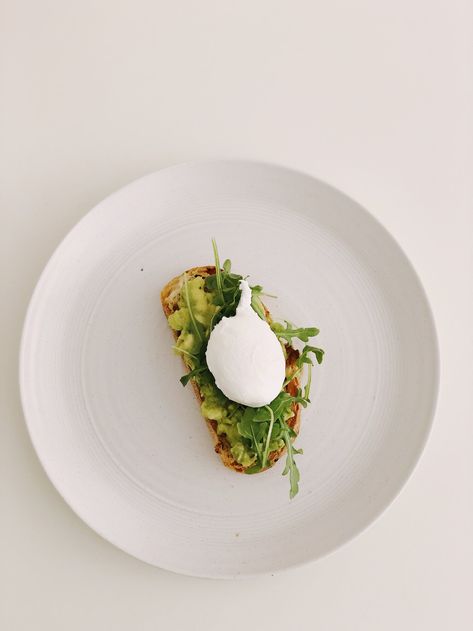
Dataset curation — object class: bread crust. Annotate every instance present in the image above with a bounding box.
[161,266,301,473]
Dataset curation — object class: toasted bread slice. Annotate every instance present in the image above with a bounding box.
[161,266,301,473]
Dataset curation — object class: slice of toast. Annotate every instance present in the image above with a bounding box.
[161,266,301,473]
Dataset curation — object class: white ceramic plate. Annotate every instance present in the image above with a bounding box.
[20,161,438,578]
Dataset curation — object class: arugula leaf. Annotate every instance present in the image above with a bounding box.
[269,389,309,415]
[281,422,303,499]
[298,345,322,366]
[284,344,325,389]
[237,407,257,438]
[237,407,267,462]
[306,346,324,365]
[180,365,208,386]
[205,262,242,321]
[271,320,319,343]
[250,285,267,320]
[253,407,273,422]
[235,389,308,491]
[269,391,295,419]
[244,463,263,474]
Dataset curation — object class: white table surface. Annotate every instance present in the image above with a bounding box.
[1,1,472,629]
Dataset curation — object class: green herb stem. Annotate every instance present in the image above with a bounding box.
[211,237,224,303]
[172,345,198,360]
[183,275,203,343]
[251,425,263,463]
[283,366,302,388]
[261,405,275,469]
[304,363,312,401]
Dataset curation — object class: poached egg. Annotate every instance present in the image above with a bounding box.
[205,280,286,407]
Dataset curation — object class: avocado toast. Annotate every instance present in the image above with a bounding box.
[161,242,323,498]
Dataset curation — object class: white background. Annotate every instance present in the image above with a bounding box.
[1,1,472,629]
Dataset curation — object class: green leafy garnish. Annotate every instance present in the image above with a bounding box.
[281,421,303,499]
[250,285,267,320]
[238,407,265,463]
[271,320,319,343]
[298,344,324,366]
[204,259,242,324]
[284,344,324,387]
[179,365,209,386]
